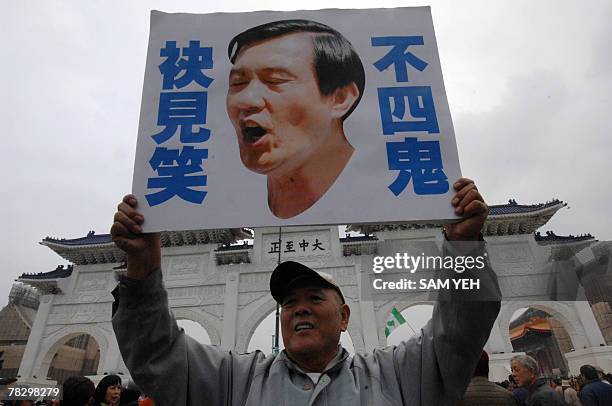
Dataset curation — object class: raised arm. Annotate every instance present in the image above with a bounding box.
[438,179,500,401]
[110,195,262,405]
[442,177,488,242]
[391,178,501,405]
[110,194,161,279]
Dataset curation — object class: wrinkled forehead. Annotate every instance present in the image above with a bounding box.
[284,283,342,302]
[511,360,533,371]
[233,32,316,67]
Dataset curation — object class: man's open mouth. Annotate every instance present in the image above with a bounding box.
[295,322,314,332]
[242,122,268,144]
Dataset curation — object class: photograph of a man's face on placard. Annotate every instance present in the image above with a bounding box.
[226,20,364,219]
[132,8,462,232]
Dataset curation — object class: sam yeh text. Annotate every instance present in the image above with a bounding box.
[373,278,480,291]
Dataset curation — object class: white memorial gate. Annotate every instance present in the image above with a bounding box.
[15,199,612,384]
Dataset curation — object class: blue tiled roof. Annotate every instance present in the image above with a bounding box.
[19,265,74,280]
[42,231,112,246]
[41,200,565,247]
[215,242,253,252]
[535,231,595,243]
[489,199,565,215]
[340,235,378,243]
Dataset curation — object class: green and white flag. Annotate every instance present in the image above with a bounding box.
[385,308,407,337]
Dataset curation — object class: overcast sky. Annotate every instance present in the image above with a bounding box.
[1,0,610,332]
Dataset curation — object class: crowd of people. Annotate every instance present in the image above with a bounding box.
[0,375,154,406]
[495,373,599,405]
[460,352,612,406]
[2,358,611,405]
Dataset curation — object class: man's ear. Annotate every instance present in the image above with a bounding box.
[330,82,359,119]
[340,303,351,331]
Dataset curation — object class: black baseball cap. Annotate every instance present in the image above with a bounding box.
[270,261,345,304]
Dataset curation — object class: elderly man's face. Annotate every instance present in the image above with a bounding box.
[280,286,349,360]
[226,33,338,176]
[511,360,537,388]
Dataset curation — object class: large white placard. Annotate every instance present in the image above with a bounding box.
[132,7,462,231]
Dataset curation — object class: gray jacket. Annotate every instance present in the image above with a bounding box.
[460,376,517,406]
[526,378,567,406]
[112,246,500,406]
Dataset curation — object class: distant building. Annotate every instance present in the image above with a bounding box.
[0,284,39,377]
[510,308,570,375]
[0,268,99,382]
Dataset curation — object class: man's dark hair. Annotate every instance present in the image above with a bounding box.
[61,376,94,406]
[228,19,365,121]
[580,364,599,381]
[119,387,141,405]
[473,350,489,378]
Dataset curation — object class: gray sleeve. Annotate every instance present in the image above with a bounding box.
[111,269,263,406]
[391,240,501,405]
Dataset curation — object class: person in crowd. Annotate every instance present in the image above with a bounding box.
[512,381,529,405]
[111,178,501,405]
[0,377,18,406]
[561,379,581,406]
[499,380,511,390]
[510,354,565,405]
[579,364,612,406]
[460,351,516,405]
[92,375,121,406]
[593,366,610,385]
[507,374,518,392]
[551,379,563,397]
[136,397,153,406]
[118,385,140,406]
[61,376,95,406]
[570,377,582,393]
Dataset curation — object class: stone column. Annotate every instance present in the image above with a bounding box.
[591,302,612,345]
[101,326,126,374]
[549,317,573,353]
[485,313,512,354]
[486,308,518,382]
[18,294,54,379]
[221,267,240,350]
[574,301,606,347]
[357,256,379,351]
[562,301,612,375]
[358,300,379,352]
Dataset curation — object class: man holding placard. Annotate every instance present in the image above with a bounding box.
[111,177,500,405]
[117,8,500,405]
